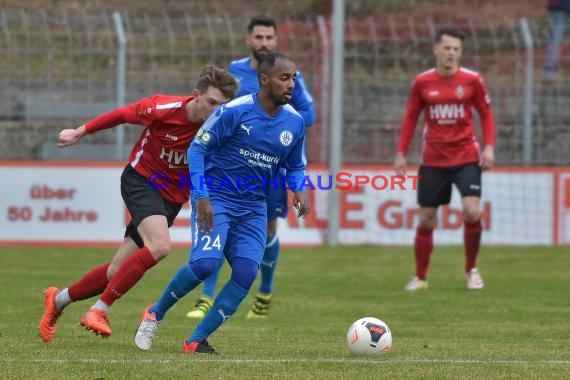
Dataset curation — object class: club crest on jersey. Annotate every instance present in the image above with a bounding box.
[196,128,212,144]
[280,130,293,146]
[455,85,465,99]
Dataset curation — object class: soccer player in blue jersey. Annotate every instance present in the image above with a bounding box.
[187,15,315,320]
[134,52,310,354]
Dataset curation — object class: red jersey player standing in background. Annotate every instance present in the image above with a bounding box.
[39,65,238,342]
[394,26,495,292]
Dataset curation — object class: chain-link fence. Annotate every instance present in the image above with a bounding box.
[0,9,567,165]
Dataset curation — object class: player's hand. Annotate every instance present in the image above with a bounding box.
[58,125,87,148]
[196,198,214,233]
[293,191,310,218]
[394,153,407,176]
[480,145,494,171]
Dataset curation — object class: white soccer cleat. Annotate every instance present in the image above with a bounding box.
[134,304,160,351]
[404,276,428,291]
[466,268,484,290]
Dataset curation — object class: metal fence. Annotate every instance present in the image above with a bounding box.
[0,9,568,165]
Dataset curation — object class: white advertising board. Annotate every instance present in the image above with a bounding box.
[0,163,566,246]
[0,164,124,244]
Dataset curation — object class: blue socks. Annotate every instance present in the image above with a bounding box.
[201,259,224,298]
[259,235,280,294]
[150,264,201,321]
[188,279,249,342]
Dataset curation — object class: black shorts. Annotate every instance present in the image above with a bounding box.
[121,165,183,248]
[417,163,482,208]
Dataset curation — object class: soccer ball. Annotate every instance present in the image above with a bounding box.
[346,317,392,355]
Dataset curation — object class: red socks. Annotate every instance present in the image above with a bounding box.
[68,262,111,301]
[100,247,157,306]
[414,227,433,280]
[464,219,482,272]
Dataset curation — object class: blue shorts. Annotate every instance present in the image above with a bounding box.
[266,171,289,221]
[189,198,267,266]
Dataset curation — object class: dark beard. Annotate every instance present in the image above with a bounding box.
[270,93,288,106]
[252,49,270,62]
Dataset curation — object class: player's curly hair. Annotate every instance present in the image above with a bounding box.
[196,65,239,100]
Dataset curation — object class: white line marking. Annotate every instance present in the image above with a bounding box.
[2,358,570,365]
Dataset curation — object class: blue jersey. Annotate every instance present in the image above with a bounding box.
[228,57,315,127]
[187,94,307,203]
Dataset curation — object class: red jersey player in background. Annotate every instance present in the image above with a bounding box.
[39,65,238,342]
[394,26,495,292]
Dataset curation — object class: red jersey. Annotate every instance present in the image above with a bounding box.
[85,94,201,204]
[397,67,495,167]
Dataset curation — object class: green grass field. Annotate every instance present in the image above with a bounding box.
[1,245,569,379]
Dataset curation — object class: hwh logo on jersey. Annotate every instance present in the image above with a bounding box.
[160,147,187,165]
[429,104,465,120]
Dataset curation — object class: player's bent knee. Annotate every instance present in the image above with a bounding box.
[230,257,259,290]
[147,241,171,260]
[190,258,221,281]
[463,210,480,223]
[418,218,436,230]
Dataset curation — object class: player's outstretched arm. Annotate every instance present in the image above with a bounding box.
[293,191,310,218]
[58,125,88,148]
[58,102,142,148]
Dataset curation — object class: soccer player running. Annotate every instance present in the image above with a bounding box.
[134,52,310,354]
[394,26,495,292]
[38,66,238,342]
[186,15,315,320]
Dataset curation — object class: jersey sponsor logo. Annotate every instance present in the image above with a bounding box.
[159,147,188,165]
[280,130,293,146]
[428,104,465,121]
[156,101,183,109]
[428,90,439,96]
[165,133,178,141]
[240,124,253,135]
[239,148,280,167]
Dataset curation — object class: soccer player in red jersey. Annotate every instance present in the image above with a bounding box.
[394,26,495,291]
[39,65,238,342]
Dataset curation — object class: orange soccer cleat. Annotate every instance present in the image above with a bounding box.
[39,287,63,342]
[79,308,112,337]
[182,339,218,354]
